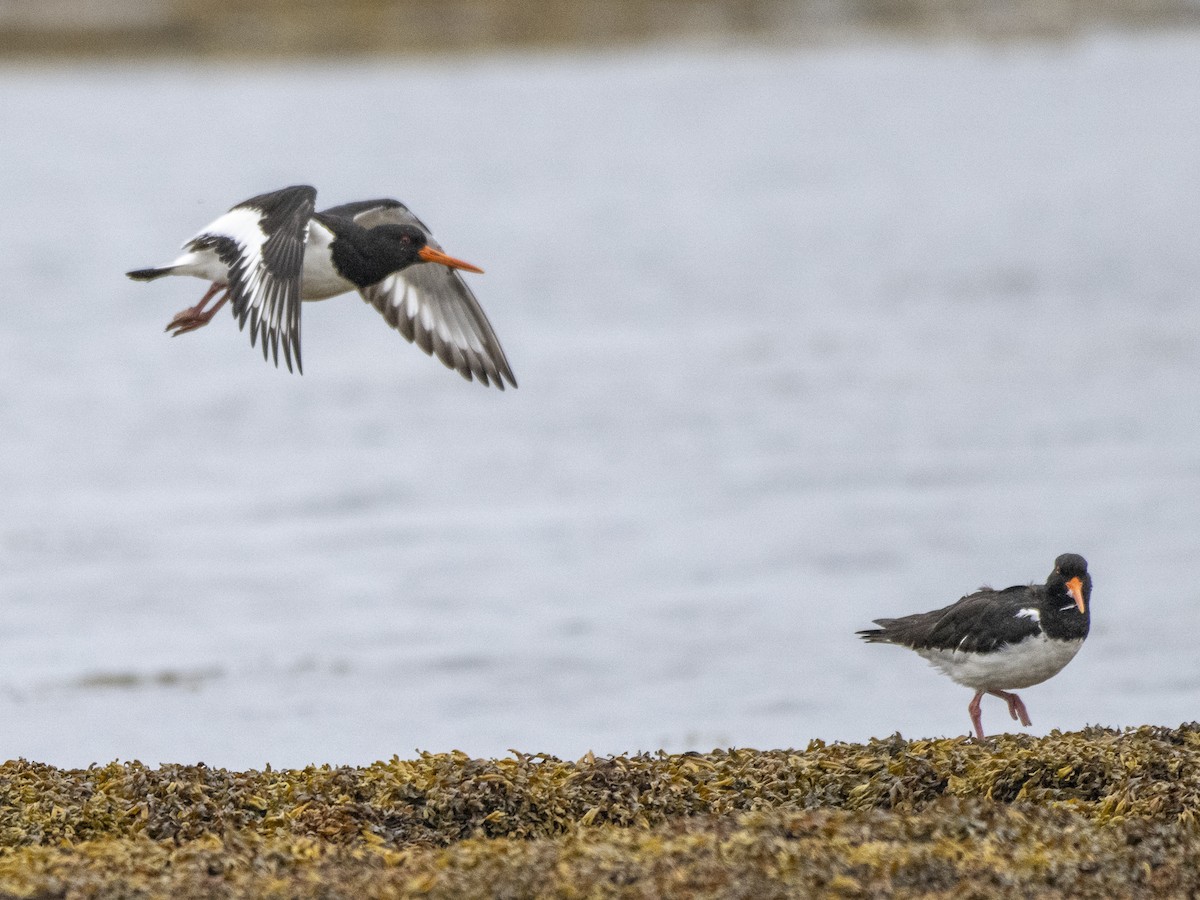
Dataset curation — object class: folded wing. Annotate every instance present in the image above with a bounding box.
[860,586,1043,653]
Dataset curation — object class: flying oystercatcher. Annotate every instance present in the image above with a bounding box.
[127,185,516,387]
[858,553,1091,739]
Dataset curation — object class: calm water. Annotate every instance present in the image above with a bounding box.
[1,34,1198,767]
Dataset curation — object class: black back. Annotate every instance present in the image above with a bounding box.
[319,198,414,226]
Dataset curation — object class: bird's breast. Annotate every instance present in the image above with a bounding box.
[917,633,1084,691]
[300,220,355,301]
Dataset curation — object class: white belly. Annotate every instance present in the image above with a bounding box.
[918,635,1083,691]
[300,219,355,301]
[166,247,231,283]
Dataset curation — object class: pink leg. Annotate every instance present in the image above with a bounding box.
[967,691,986,739]
[180,282,222,316]
[167,284,230,337]
[989,690,1032,727]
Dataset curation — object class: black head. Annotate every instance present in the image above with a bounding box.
[373,224,429,264]
[1048,553,1091,614]
[373,224,483,274]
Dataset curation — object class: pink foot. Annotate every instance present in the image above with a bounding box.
[990,690,1032,728]
[167,285,229,337]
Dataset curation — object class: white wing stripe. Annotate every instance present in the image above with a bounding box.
[426,274,475,352]
[201,207,269,255]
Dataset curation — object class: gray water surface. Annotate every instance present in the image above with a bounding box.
[1,34,1198,766]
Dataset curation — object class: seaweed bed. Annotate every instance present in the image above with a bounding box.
[2,725,1199,898]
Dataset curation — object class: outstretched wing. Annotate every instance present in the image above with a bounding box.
[319,199,517,389]
[188,185,315,373]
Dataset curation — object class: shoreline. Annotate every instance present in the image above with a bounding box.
[2,1,1200,59]
[1,723,1197,896]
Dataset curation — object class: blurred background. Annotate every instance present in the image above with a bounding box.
[3,0,1197,56]
[1,2,1198,768]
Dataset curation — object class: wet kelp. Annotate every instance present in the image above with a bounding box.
[0,724,1198,897]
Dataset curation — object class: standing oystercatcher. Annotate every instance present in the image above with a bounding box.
[858,553,1091,739]
[127,185,516,387]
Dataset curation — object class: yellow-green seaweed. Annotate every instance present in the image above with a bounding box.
[1,724,1198,897]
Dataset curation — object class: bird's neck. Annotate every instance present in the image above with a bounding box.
[325,219,408,288]
[1039,584,1090,640]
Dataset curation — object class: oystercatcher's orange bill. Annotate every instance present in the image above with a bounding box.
[1066,576,1086,613]
[419,246,484,274]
